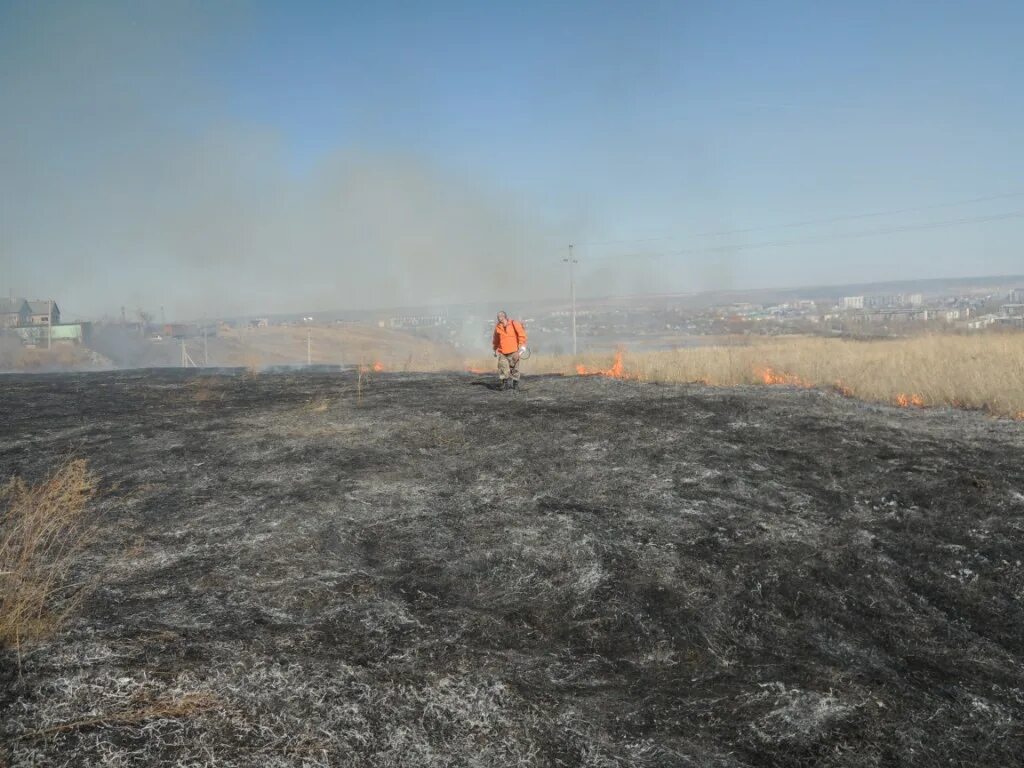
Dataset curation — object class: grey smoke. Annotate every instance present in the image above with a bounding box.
[0,4,565,320]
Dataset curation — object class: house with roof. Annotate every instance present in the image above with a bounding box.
[25,300,60,326]
[0,298,30,328]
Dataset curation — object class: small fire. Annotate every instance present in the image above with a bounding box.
[466,366,488,375]
[606,350,625,378]
[575,349,633,379]
[895,393,925,408]
[833,380,854,397]
[755,367,809,387]
[372,361,385,373]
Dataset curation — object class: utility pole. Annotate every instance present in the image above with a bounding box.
[563,244,578,355]
[47,298,52,349]
[306,326,312,366]
[181,338,196,368]
[202,327,208,366]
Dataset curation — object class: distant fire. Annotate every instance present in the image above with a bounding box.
[575,349,633,380]
[833,380,854,397]
[466,366,489,375]
[895,393,925,408]
[755,367,810,387]
[372,362,385,373]
[607,350,625,378]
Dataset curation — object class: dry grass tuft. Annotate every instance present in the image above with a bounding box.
[308,397,331,413]
[188,379,223,403]
[0,459,98,653]
[15,692,220,741]
[0,338,91,372]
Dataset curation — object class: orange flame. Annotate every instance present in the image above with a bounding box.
[466,366,488,375]
[607,349,625,378]
[833,380,854,397]
[372,361,385,373]
[575,349,633,379]
[895,393,925,408]
[755,367,809,387]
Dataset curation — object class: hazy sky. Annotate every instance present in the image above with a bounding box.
[1,1,1022,319]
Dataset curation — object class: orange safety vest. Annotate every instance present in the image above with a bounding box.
[492,319,527,354]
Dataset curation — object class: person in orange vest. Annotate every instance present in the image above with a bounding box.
[492,311,527,391]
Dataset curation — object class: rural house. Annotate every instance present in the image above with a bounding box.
[0,297,30,328]
[26,299,60,326]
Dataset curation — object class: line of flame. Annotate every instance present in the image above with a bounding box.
[575,349,632,379]
[895,393,925,407]
[754,366,810,387]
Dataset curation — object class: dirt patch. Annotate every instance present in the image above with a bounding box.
[1,370,1023,766]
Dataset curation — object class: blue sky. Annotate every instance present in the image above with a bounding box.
[1,0,1022,317]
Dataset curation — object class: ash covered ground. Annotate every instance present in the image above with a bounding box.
[2,370,1024,767]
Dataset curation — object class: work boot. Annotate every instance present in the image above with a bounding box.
[500,378,509,391]
[512,379,519,392]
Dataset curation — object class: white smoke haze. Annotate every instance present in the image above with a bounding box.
[5,3,1022,321]
[0,4,567,320]
[3,114,567,319]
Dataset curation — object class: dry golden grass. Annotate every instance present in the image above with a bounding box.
[188,378,223,403]
[0,459,98,653]
[0,339,92,371]
[218,325,463,370]
[14,692,219,741]
[308,397,331,413]
[469,333,1024,418]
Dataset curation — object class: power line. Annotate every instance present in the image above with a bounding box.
[694,191,1024,238]
[568,190,1024,251]
[668,209,1024,256]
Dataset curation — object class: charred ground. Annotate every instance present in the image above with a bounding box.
[2,370,1023,766]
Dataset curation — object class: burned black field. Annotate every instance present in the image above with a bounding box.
[2,369,1024,767]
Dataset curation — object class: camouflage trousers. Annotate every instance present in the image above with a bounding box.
[496,352,521,381]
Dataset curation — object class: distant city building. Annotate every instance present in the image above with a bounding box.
[387,315,445,329]
[967,314,1000,330]
[843,296,865,309]
[1009,289,1024,303]
[1002,304,1024,318]
[162,323,203,339]
[863,294,922,309]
